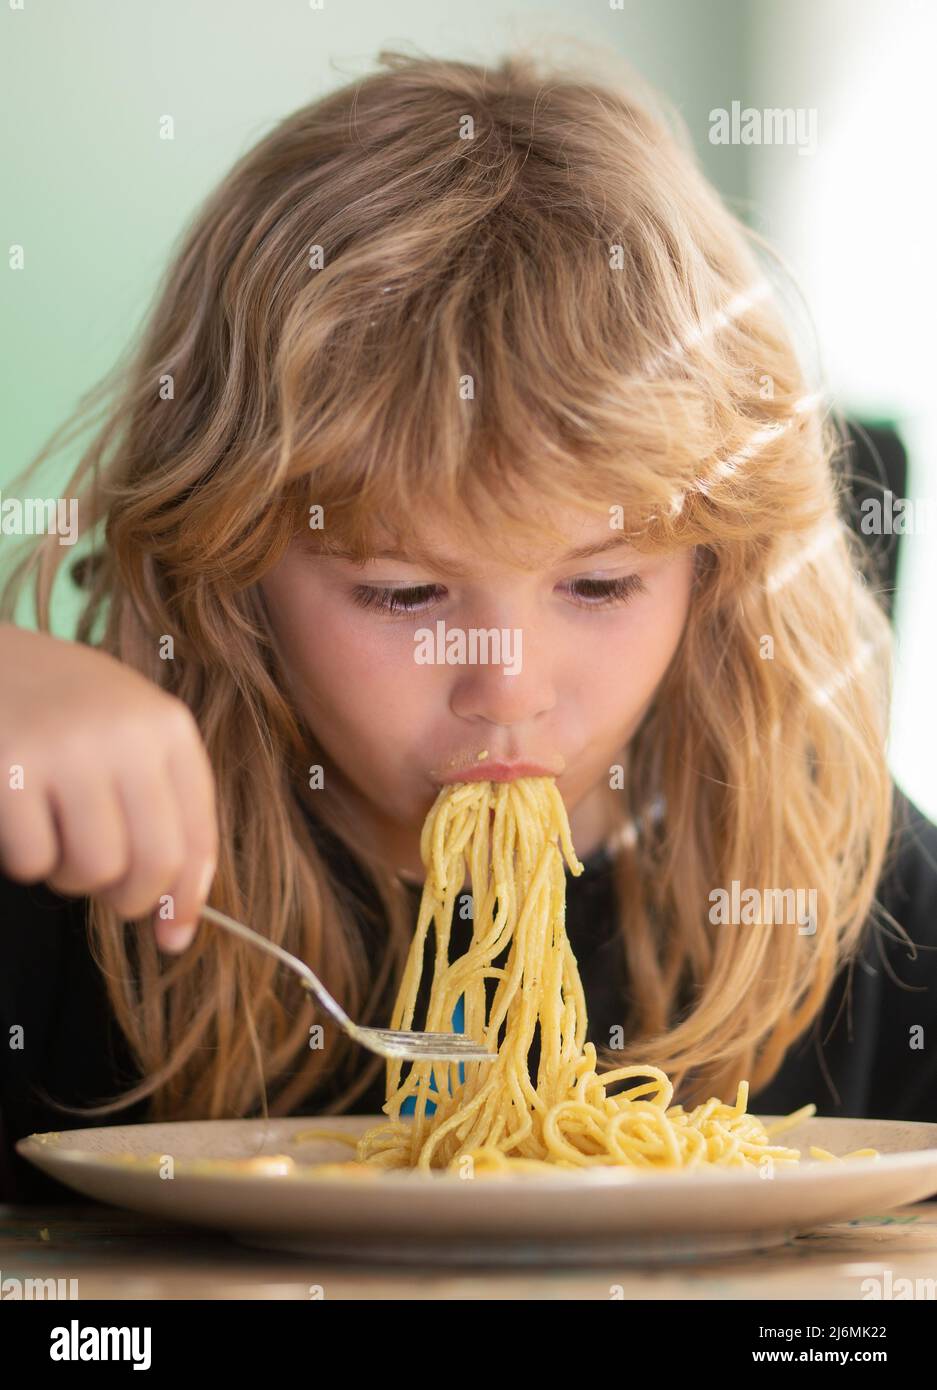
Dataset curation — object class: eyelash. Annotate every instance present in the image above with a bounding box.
[350,574,648,615]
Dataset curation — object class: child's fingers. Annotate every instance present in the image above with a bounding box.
[0,784,59,884]
[155,740,218,953]
[95,761,186,924]
[0,628,220,945]
[43,769,130,897]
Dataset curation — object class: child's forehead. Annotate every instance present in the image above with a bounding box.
[310,506,655,573]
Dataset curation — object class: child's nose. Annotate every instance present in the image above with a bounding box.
[448,647,557,726]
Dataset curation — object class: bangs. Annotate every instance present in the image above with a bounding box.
[275,245,742,567]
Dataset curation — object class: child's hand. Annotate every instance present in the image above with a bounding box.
[0,623,217,952]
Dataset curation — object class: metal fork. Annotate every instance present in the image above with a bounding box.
[200,904,497,1063]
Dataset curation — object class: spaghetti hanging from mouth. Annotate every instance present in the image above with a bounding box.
[355,777,875,1175]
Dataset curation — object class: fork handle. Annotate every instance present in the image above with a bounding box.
[200,904,353,1030]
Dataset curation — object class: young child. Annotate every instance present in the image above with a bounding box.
[2,51,936,1203]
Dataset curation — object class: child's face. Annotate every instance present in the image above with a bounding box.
[259,503,695,870]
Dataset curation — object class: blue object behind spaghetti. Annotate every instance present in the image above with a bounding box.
[399,995,466,1116]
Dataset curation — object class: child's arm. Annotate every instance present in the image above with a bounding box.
[0,623,217,951]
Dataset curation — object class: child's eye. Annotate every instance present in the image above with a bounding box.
[350,574,647,615]
[561,574,648,608]
[351,584,443,614]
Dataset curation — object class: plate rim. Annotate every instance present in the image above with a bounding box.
[17,1113,937,1196]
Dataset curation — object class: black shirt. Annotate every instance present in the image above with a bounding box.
[3,783,937,1204]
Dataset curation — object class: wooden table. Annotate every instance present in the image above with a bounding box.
[3,1199,937,1299]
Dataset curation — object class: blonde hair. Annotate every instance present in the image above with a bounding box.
[1,48,902,1121]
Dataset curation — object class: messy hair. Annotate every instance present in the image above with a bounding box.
[1,47,898,1119]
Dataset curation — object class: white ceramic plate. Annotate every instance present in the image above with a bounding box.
[18,1114,937,1265]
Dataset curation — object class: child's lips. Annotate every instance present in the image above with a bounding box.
[434,759,562,785]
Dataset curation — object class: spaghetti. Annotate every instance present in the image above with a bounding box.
[356,777,876,1175]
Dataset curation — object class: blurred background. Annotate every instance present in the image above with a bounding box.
[2,0,935,818]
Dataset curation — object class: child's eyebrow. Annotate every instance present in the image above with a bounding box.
[331,536,640,574]
[555,537,642,563]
